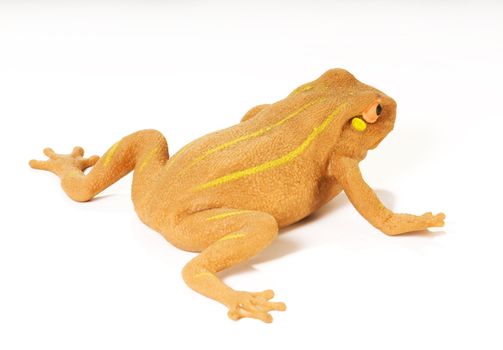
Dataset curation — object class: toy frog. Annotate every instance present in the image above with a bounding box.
[29,68,445,323]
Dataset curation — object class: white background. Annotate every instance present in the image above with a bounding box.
[1,1,502,349]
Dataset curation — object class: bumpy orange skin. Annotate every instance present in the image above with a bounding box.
[30,69,445,323]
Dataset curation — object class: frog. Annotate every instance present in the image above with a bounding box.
[29,68,445,323]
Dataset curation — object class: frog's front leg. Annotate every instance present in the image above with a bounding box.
[331,156,445,235]
[29,129,168,202]
[167,209,286,323]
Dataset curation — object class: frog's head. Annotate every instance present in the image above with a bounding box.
[298,68,397,161]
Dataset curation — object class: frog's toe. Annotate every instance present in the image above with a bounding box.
[421,212,445,228]
[43,147,58,160]
[226,290,286,323]
[29,159,50,171]
[430,212,446,227]
[82,154,100,169]
[71,146,85,157]
[30,146,100,176]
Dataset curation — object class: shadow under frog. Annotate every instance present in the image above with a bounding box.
[29,68,445,323]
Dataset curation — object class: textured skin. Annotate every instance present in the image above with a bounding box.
[29,69,445,323]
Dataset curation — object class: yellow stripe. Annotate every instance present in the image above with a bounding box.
[189,98,325,167]
[206,210,249,221]
[289,83,314,96]
[103,141,120,167]
[138,146,158,172]
[193,103,346,191]
[217,232,247,242]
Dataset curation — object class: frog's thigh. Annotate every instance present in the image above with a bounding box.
[167,208,277,253]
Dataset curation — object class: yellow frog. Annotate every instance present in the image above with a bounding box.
[30,68,445,323]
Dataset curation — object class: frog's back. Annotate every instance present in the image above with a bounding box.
[165,97,315,178]
[152,94,335,222]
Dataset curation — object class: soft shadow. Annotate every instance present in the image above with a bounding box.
[218,239,301,278]
[242,197,348,265]
[393,229,446,239]
[89,194,117,202]
[248,188,398,264]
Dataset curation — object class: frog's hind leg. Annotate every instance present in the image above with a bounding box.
[168,209,286,323]
[29,129,169,203]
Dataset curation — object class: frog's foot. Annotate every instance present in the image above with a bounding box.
[226,289,286,323]
[381,212,446,235]
[29,147,99,177]
[422,212,446,228]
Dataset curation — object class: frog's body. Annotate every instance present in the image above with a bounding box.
[143,97,344,233]
[30,69,445,323]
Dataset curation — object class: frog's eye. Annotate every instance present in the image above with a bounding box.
[376,104,382,116]
[362,100,382,123]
